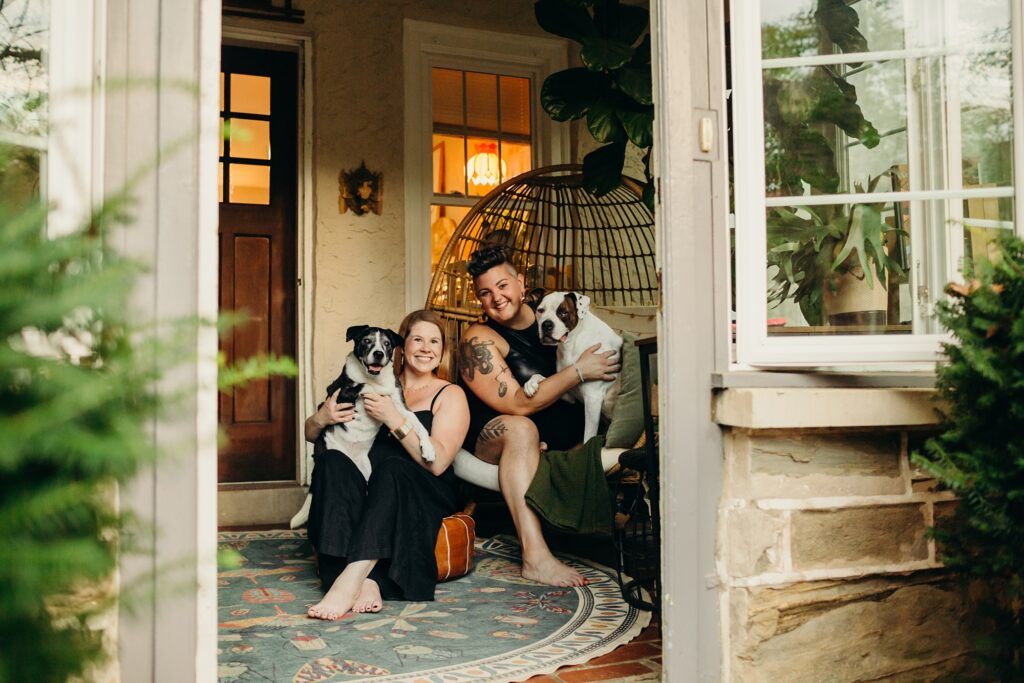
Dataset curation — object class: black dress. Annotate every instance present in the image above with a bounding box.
[461,317,584,452]
[306,386,458,600]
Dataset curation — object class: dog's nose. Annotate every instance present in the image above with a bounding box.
[541,320,554,333]
[372,350,384,362]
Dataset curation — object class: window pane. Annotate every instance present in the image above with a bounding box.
[218,161,224,203]
[761,0,907,60]
[499,76,531,136]
[466,137,504,196]
[432,68,464,127]
[230,74,270,115]
[466,72,498,133]
[219,117,225,156]
[220,72,225,111]
[763,62,909,197]
[229,163,270,204]
[501,140,532,183]
[763,197,1014,336]
[433,133,466,195]
[430,204,470,270]
[0,0,49,203]
[229,118,270,160]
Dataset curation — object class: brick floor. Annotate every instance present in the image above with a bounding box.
[522,616,662,682]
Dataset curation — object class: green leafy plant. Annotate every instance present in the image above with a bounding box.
[0,190,295,681]
[534,0,654,208]
[767,173,905,325]
[761,0,907,325]
[912,232,1024,680]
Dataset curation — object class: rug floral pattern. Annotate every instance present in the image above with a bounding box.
[218,530,650,682]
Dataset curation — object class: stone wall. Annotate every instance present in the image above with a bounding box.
[715,388,981,682]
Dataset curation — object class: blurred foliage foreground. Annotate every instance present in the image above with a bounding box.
[0,195,294,681]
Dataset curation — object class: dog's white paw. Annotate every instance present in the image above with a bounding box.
[524,374,545,397]
[420,437,436,463]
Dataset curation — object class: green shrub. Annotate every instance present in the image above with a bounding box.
[912,232,1024,680]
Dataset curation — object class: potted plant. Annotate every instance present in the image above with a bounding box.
[766,174,906,327]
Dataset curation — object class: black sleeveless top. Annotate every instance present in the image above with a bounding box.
[461,318,584,452]
[369,384,457,486]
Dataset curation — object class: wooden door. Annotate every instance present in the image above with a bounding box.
[218,45,297,483]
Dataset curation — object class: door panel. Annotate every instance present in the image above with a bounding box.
[219,45,297,483]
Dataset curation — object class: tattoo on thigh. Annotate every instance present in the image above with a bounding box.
[459,336,495,381]
[478,418,508,443]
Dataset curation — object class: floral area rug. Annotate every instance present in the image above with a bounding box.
[218,530,650,682]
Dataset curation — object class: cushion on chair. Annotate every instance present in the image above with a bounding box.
[435,512,475,581]
[604,331,646,448]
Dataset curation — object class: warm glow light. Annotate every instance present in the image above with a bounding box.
[466,144,507,189]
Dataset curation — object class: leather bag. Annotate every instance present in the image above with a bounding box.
[435,512,475,582]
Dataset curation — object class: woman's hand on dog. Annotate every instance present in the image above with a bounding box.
[316,389,356,428]
[575,343,621,382]
[362,393,403,430]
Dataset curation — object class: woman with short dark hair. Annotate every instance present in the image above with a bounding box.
[459,246,619,587]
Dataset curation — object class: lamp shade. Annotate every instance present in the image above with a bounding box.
[466,144,507,188]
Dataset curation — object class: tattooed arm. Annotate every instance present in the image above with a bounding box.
[458,324,583,417]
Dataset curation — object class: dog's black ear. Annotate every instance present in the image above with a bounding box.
[565,291,577,307]
[346,324,370,342]
[385,329,404,349]
[524,287,547,309]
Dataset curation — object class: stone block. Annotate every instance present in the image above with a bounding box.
[746,432,906,498]
[791,504,928,570]
[727,573,978,683]
[721,507,786,578]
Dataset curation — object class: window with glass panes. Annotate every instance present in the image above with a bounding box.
[219,71,272,204]
[0,0,50,207]
[732,0,1018,365]
[430,67,533,270]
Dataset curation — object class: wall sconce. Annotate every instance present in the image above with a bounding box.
[339,161,382,216]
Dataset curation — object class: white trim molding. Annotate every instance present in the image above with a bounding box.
[402,19,569,310]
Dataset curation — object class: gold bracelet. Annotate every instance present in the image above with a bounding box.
[574,364,585,385]
[390,420,412,440]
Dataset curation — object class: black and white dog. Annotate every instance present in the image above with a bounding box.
[524,292,622,442]
[289,325,435,529]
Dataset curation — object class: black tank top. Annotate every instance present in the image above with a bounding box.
[460,317,583,452]
[485,317,556,384]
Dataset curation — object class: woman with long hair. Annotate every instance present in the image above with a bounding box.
[304,309,470,620]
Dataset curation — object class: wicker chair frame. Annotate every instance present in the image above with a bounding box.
[425,164,656,379]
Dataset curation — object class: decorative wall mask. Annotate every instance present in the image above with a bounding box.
[339,161,382,216]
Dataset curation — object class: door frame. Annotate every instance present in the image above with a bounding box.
[221,23,316,489]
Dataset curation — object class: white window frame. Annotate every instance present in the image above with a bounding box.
[730,0,1024,366]
[402,19,568,310]
[11,0,104,237]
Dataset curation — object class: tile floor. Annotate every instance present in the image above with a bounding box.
[523,618,662,682]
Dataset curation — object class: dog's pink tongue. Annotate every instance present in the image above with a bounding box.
[560,334,568,344]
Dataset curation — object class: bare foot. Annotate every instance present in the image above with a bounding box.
[522,553,587,587]
[307,574,360,620]
[353,578,383,613]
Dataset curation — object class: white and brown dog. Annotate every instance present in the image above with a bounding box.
[289,325,435,529]
[524,292,622,442]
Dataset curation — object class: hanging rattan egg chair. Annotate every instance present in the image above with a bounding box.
[426,164,656,378]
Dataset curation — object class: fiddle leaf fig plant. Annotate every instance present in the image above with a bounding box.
[535,0,654,208]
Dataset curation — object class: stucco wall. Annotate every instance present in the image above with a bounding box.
[303,0,555,395]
